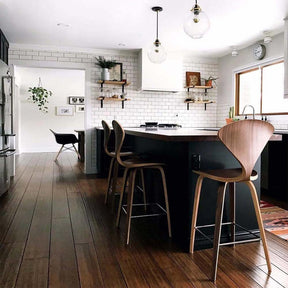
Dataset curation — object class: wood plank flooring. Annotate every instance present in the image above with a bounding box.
[0,152,288,287]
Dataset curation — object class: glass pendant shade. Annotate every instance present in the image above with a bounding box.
[184,2,210,39]
[147,40,167,63]
[147,6,166,64]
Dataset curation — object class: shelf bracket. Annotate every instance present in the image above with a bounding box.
[100,99,103,108]
[187,103,189,110]
[122,100,125,109]
[204,103,207,110]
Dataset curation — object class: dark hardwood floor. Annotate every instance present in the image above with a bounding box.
[0,152,288,287]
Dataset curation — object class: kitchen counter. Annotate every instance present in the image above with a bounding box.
[121,127,281,251]
[124,127,282,142]
[96,126,281,251]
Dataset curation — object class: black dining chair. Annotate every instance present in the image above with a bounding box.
[50,129,80,161]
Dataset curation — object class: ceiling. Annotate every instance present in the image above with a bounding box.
[0,0,288,58]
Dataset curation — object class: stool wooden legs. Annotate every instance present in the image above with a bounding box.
[190,175,204,253]
[246,180,271,274]
[157,166,172,238]
[116,167,129,227]
[126,169,137,245]
[140,168,147,211]
[105,157,115,204]
[119,166,171,245]
[190,178,271,282]
[212,182,227,282]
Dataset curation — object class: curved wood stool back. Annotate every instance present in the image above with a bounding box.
[112,120,171,244]
[102,120,145,210]
[102,120,116,204]
[190,120,274,282]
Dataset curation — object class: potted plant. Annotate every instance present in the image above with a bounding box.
[28,78,52,113]
[95,56,117,81]
[202,76,218,87]
[226,106,239,124]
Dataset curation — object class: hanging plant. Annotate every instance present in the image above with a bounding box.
[27,78,52,113]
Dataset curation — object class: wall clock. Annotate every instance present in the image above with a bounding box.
[253,44,266,60]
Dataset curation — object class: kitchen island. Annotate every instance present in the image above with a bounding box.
[122,127,281,251]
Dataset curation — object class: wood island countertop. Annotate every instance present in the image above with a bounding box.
[124,127,282,142]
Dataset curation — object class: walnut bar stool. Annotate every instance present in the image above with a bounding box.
[102,120,146,208]
[112,120,171,245]
[190,120,273,282]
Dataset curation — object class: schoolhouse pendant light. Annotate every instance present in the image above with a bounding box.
[184,0,210,39]
[147,6,167,64]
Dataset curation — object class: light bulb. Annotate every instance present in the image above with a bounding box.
[184,5,210,39]
[147,40,167,64]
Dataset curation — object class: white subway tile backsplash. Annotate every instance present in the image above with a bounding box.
[26,51,39,56]
[52,52,64,57]
[10,47,223,171]
[39,51,52,56]
[19,55,33,60]
[45,56,58,61]
[32,56,45,60]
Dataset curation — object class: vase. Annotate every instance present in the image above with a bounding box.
[102,68,110,81]
[225,118,234,124]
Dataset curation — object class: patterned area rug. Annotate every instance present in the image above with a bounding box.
[260,200,288,241]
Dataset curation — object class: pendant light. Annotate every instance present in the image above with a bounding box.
[184,0,210,39]
[147,6,167,64]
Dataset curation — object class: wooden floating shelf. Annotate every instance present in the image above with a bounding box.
[97,97,130,102]
[97,97,130,109]
[97,80,130,86]
[184,100,214,104]
[184,85,212,89]
[184,100,215,111]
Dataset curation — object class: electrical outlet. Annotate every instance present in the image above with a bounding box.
[191,154,201,170]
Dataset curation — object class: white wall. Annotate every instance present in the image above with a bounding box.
[217,33,285,128]
[15,67,85,152]
[9,46,219,173]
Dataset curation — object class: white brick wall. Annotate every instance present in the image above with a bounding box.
[9,47,219,172]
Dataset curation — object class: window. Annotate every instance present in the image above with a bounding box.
[235,60,288,115]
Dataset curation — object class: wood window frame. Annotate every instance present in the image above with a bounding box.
[235,60,286,116]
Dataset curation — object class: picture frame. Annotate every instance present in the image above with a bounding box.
[109,63,123,81]
[68,96,85,105]
[56,106,74,116]
[76,105,85,113]
[186,72,201,87]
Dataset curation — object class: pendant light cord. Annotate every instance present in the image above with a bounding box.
[156,10,159,40]
[38,77,42,87]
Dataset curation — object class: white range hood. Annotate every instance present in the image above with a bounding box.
[138,49,183,92]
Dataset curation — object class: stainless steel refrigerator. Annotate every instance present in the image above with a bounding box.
[0,59,15,196]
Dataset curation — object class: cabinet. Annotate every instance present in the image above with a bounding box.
[184,85,215,110]
[97,80,130,109]
[138,49,183,91]
[261,134,288,203]
[0,29,9,65]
